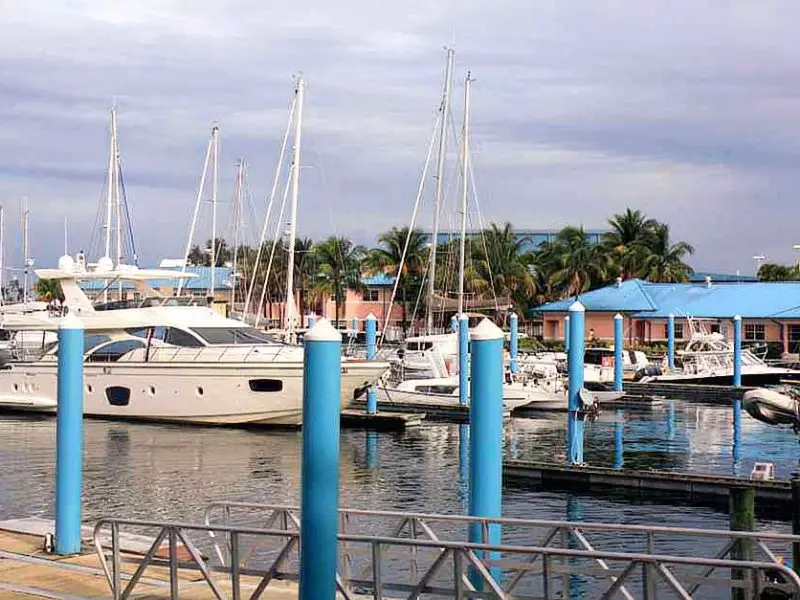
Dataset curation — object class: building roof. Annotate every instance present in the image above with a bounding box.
[362,273,396,286]
[535,278,800,319]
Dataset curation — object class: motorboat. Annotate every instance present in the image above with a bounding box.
[637,318,800,385]
[0,259,389,426]
[742,386,800,430]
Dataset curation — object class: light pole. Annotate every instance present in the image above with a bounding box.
[752,254,765,274]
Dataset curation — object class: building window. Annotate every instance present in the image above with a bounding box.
[663,323,684,339]
[745,323,765,341]
[363,288,379,302]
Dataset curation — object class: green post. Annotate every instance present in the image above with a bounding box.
[729,486,755,600]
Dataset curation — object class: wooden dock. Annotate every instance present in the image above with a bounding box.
[623,381,752,404]
[504,459,793,504]
[349,398,511,423]
[0,519,299,599]
[340,409,425,430]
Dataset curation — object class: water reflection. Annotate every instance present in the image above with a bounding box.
[732,399,742,476]
[613,410,624,470]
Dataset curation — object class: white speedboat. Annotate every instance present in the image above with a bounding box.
[742,386,800,429]
[638,318,800,385]
[0,260,388,426]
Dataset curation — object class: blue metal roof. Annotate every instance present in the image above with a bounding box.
[361,273,396,286]
[536,279,800,319]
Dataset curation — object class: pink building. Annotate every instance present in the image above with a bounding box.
[536,278,800,354]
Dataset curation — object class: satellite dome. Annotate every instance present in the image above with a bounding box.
[57,254,75,271]
[96,256,113,273]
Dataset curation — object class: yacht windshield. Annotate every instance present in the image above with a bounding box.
[190,327,279,345]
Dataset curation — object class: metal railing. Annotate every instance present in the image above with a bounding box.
[94,514,800,599]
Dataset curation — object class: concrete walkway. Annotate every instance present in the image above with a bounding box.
[0,529,299,599]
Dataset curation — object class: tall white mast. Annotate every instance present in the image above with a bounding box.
[209,123,219,301]
[231,159,244,308]
[0,205,4,305]
[112,107,123,298]
[21,200,29,306]
[178,127,214,296]
[284,75,305,338]
[457,72,472,316]
[426,47,455,334]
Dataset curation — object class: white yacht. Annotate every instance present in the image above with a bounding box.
[638,318,799,385]
[0,260,388,426]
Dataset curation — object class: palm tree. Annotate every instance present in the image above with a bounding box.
[540,226,610,298]
[470,222,535,313]
[366,227,428,332]
[293,237,316,315]
[603,208,657,279]
[311,236,365,327]
[757,263,798,281]
[637,223,695,282]
[34,278,64,302]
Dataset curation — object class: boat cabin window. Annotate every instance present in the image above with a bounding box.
[85,334,112,352]
[87,339,146,362]
[124,327,203,347]
[415,385,457,395]
[190,327,278,345]
[407,341,435,351]
[585,348,613,365]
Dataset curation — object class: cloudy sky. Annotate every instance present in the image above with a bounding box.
[1,1,799,274]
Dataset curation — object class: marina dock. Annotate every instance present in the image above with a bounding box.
[504,459,794,504]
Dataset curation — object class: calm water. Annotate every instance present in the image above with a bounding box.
[0,400,797,596]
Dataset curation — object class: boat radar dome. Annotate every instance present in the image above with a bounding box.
[96,256,114,273]
[57,254,75,271]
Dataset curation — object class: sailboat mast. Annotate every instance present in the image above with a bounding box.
[284,75,305,335]
[457,72,472,316]
[426,48,455,334]
[21,201,29,306]
[112,107,123,297]
[210,123,220,301]
[231,159,244,308]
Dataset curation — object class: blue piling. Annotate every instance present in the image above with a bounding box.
[55,314,84,556]
[307,314,316,329]
[509,312,519,374]
[365,313,378,414]
[458,313,469,407]
[733,315,742,388]
[613,410,624,470]
[564,315,570,354]
[667,313,675,371]
[613,313,623,392]
[567,302,585,465]
[366,430,378,470]
[299,318,342,600]
[450,314,458,333]
[468,318,504,588]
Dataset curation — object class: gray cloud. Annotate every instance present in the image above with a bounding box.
[2,0,800,274]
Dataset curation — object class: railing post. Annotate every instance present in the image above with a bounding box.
[365,313,378,414]
[458,313,469,407]
[730,486,755,600]
[733,315,742,387]
[509,312,519,374]
[567,302,585,465]
[468,318,504,588]
[299,318,342,600]
[55,314,84,555]
[564,315,570,354]
[667,313,675,371]
[613,313,623,392]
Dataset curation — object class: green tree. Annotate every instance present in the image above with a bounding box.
[538,226,610,298]
[603,208,657,278]
[311,236,365,328]
[34,278,64,301]
[637,223,695,282]
[470,222,535,314]
[757,263,798,281]
[366,227,428,333]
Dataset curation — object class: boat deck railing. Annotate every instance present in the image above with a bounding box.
[93,505,800,599]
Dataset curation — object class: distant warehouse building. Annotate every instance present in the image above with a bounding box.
[535,277,800,354]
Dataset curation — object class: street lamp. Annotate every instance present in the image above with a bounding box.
[752,254,766,275]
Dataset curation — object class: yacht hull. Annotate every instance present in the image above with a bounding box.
[0,361,387,426]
